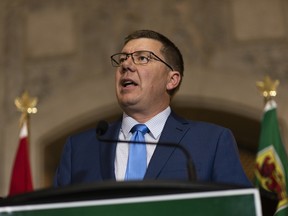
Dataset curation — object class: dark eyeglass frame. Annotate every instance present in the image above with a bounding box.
[110,50,174,71]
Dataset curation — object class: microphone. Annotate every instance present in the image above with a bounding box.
[96,120,197,181]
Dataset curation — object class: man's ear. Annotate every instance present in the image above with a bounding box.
[166,71,181,90]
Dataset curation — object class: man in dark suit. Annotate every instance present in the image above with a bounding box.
[54,30,251,187]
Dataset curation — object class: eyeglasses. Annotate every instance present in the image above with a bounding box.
[110,50,174,71]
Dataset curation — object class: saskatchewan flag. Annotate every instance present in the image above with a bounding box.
[255,100,288,216]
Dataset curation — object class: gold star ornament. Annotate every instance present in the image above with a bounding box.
[256,76,279,100]
[15,91,38,126]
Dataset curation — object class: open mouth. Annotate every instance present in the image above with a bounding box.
[121,79,138,87]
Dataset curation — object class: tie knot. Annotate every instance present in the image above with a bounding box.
[131,124,149,135]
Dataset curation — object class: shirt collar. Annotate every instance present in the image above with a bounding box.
[121,107,171,140]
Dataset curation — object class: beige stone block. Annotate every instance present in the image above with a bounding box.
[26,9,76,57]
[232,0,286,40]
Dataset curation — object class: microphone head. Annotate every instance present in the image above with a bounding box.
[96,120,109,136]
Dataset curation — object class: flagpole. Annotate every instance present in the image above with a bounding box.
[9,91,38,196]
[27,114,30,148]
[255,76,288,216]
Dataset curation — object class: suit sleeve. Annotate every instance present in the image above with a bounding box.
[53,137,72,187]
[212,129,252,187]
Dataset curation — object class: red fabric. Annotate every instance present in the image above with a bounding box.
[9,134,33,196]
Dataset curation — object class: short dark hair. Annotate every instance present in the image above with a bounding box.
[124,30,184,96]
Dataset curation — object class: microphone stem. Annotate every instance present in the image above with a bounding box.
[97,136,197,181]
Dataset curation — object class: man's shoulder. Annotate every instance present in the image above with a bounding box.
[67,127,97,143]
[170,111,230,133]
[69,119,121,140]
[168,112,236,148]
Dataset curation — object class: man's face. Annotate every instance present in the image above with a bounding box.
[114,38,177,118]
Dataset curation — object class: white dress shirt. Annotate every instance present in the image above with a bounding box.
[114,106,171,180]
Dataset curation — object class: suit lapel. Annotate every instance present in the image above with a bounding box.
[144,112,189,179]
[99,119,121,180]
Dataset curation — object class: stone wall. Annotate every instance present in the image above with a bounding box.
[1,0,288,196]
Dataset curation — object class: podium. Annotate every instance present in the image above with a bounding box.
[0,181,262,216]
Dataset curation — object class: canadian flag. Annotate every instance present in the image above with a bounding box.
[9,121,33,196]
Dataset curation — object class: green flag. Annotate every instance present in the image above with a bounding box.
[254,100,288,216]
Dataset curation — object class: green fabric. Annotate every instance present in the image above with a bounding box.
[254,100,288,216]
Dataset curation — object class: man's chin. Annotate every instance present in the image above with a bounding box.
[118,99,141,112]
[119,101,137,108]
[118,95,139,105]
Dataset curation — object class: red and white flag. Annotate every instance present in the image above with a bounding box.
[9,121,33,196]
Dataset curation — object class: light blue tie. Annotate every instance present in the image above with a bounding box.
[125,124,149,180]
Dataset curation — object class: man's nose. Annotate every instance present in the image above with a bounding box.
[120,57,136,74]
[121,55,134,68]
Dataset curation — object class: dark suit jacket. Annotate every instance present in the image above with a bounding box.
[54,112,252,187]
